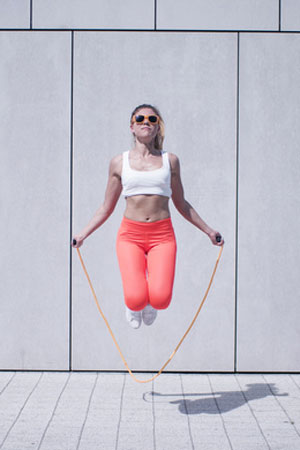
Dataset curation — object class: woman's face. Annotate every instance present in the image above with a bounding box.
[130,107,160,145]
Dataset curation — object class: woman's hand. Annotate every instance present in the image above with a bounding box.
[71,235,84,248]
[208,230,224,246]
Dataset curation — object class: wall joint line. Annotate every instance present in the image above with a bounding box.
[69,31,74,371]
[234,32,240,373]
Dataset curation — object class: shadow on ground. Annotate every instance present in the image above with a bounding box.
[143,383,288,415]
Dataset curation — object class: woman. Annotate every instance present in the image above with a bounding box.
[72,104,224,329]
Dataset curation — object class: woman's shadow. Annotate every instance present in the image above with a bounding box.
[143,383,288,415]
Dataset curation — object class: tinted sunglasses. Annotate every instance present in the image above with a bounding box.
[132,114,159,124]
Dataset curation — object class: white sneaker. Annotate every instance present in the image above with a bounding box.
[126,307,142,329]
[142,304,157,326]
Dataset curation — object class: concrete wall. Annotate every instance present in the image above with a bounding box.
[0,1,299,372]
[0,32,71,370]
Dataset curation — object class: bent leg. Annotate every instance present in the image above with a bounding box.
[147,240,177,310]
[116,239,149,311]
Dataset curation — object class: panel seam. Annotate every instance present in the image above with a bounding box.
[30,0,33,29]
[69,31,74,371]
[180,374,195,450]
[234,32,240,373]
[279,0,282,32]
[2,28,299,33]
[115,374,126,450]
[37,373,71,449]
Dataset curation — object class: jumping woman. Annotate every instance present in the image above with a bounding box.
[72,104,224,329]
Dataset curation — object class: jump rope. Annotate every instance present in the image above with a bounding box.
[73,236,223,384]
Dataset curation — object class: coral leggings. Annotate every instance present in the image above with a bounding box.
[116,216,177,311]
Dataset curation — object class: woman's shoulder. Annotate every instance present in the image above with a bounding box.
[166,151,179,161]
[109,153,123,176]
[110,153,123,164]
[166,152,180,170]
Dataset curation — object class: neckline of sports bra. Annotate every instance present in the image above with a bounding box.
[126,150,165,173]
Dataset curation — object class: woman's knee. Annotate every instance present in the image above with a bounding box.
[149,289,172,310]
[125,291,149,311]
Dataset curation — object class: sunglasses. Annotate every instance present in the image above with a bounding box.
[132,114,159,124]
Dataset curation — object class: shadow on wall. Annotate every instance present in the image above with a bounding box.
[143,383,288,415]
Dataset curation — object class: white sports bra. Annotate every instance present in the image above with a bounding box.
[121,150,172,198]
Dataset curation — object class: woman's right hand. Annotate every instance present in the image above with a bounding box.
[208,230,224,246]
[71,235,84,248]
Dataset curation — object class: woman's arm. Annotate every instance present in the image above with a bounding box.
[169,153,224,246]
[72,155,122,248]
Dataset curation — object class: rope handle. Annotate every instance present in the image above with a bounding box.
[75,243,223,383]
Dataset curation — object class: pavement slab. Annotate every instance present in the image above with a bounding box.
[0,372,299,450]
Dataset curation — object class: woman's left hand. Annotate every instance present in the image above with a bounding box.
[208,230,224,246]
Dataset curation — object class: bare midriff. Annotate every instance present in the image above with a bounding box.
[124,195,170,222]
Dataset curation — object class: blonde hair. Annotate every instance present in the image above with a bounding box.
[130,104,165,151]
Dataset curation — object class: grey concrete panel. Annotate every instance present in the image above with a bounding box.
[34,0,154,29]
[0,0,30,29]
[157,0,278,31]
[72,32,236,371]
[282,0,300,31]
[238,34,300,371]
[0,32,71,369]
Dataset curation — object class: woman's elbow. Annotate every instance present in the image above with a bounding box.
[172,197,186,216]
[103,204,115,218]
[96,203,114,221]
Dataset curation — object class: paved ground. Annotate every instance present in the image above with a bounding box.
[0,372,299,450]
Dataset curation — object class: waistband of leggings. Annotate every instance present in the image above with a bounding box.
[121,216,173,231]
